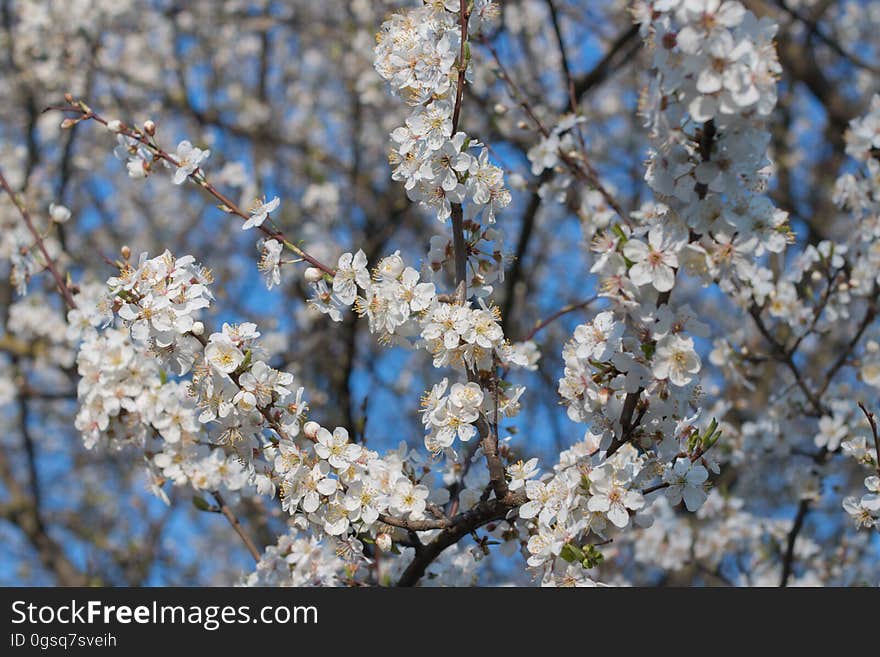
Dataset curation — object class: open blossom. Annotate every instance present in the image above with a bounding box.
[448,382,483,420]
[507,458,540,491]
[406,100,453,151]
[421,303,470,350]
[243,196,280,230]
[528,133,560,175]
[332,250,370,305]
[843,493,880,529]
[204,335,245,374]
[309,280,346,322]
[409,178,465,222]
[398,267,436,312]
[429,133,471,190]
[258,239,283,290]
[663,458,709,511]
[237,361,292,407]
[171,140,210,184]
[814,414,848,451]
[314,427,362,470]
[573,311,624,361]
[587,464,645,529]
[652,334,701,387]
[113,134,151,178]
[390,479,430,518]
[623,225,683,292]
[342,480,381,525]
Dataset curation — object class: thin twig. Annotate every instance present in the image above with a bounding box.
[520,296,599,342]
[481,36,627,221]
[857,402,880,478]
[45,99,335,275]
[211,491,261,562]
[0,167,77,309]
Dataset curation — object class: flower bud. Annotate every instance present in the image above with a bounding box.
[120,245,131,260]
[107,119,124,133]
[64,93,75,104]
[49,203,71,223]
[304,267,323,283]
[376,533,392,551]
[303,420,321,440]
[191,321,205,336]
[143,120,156,136]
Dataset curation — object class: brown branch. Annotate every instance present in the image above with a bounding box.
[572,24,640,100]
[816,294,878,398]
[450,0,470,134]
[748,303,826,416]
[450,203,468,298]
[377,513,449,532]
[481,36,627,222]
[0,167,77,309]
[477,414,511,503]
[520,296,600,342]
[779,498,810,586]
[396,492,525,586]
[46,99,335,275]
[211,491,261,562]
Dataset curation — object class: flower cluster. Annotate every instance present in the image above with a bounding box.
[375,1,509,239]
[637,0,790,298]
[8,0,876,589]
[268,420,454,552]
[243,533,352,587]
[75,251,310,507]
[650,1,778,123]
[420,301,504,369]
[421,378,484,451]
[517,428,718,584]
[78,252,501,570]
[110,251,213,367]
[310,249,436,336]
[528,3,790,584]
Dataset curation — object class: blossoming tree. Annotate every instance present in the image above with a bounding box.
[1,0,878,586]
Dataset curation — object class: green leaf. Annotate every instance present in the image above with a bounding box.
[192,496,214,512]
[560,543,585,564]
[581,544,605,569]
[701,418,722,450]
